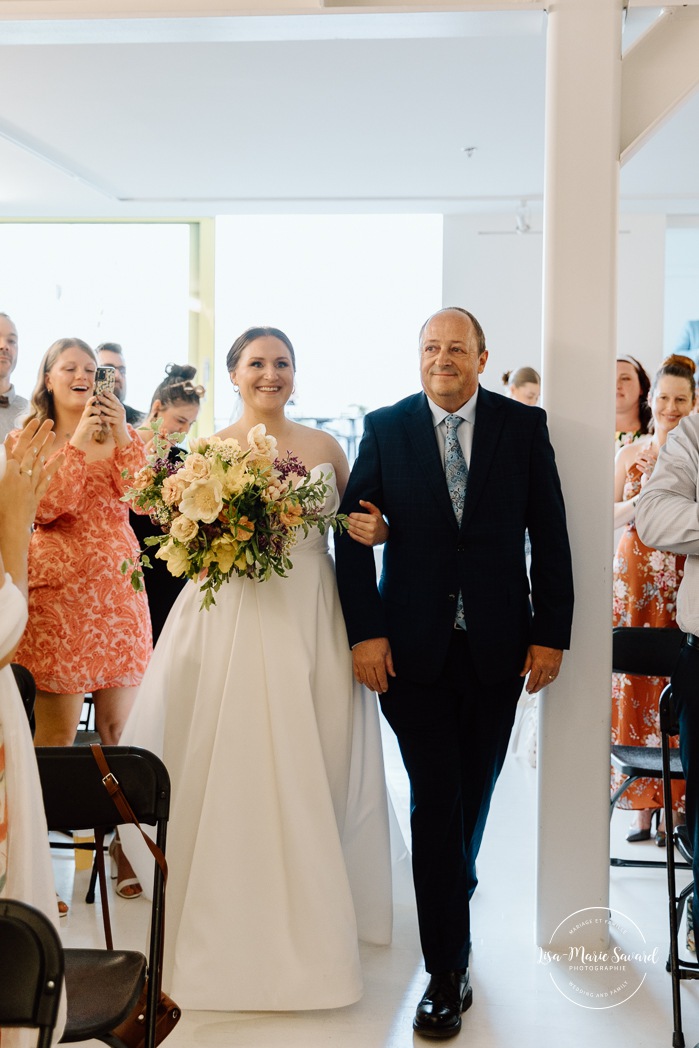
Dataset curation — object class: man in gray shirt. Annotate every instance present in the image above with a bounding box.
[0,313,29,442]
[636,415,699,916]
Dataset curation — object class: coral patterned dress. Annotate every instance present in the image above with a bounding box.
[612,460,685,811]
[13,432,152,694]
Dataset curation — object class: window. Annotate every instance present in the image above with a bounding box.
[0,222,190,415]
[214,214,443,454]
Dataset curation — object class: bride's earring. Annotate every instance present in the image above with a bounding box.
[233,384,239,393]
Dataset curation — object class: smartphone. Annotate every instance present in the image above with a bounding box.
[94,366,116,398]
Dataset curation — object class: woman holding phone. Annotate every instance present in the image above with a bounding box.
[8,338,151,769]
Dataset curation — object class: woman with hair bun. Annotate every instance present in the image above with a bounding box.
[612,354,696,842]
[131,364,206,643]
[502,366,540,406]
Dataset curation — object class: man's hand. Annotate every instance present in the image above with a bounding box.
[520,644,563,694]
[352,637,396,694]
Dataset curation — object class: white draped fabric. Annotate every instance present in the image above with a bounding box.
[0,574,66,1047]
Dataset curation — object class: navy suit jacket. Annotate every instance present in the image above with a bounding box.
[335,386,574,685]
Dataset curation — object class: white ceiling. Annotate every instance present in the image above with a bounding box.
[0,7,697,220]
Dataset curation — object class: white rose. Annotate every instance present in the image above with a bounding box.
[180,477,224,524]
[247,424,278,463]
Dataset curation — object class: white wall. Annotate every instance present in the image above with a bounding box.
[442,212,667,393]
[665,223,699,355]
[443,214,544,396]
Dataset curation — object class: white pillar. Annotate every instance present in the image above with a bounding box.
[537,0,622,950]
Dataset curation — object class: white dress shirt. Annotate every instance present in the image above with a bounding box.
[425,386,478,470]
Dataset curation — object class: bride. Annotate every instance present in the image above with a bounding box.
[120,326,393,1012]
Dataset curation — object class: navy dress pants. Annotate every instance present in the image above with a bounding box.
[379,630,524,973]
[671,639,699,906]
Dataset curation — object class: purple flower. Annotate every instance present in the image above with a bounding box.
[276,453,308,481]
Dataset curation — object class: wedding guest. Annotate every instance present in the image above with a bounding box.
[120,326,393,1011]
[636,408,699,954]
[612,354,695,842]
[7,338,151,752]
[96,342,144,425]
[0,419,70,952]
[0,314,29,442]
[131,364,205,643]
[502,365,540,406]
[673,319,699,367]
[616,355,652,448]
[335,306,574,1040]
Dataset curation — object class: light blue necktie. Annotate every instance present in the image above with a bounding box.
[444,414,468,629]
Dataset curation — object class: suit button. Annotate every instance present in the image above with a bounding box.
[457,544,465,552]
[448,593,456,601]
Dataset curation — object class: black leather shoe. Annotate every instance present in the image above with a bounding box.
[413,969,472,1039]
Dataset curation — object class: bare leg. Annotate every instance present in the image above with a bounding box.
[33,691,85,747]
[93,686,139,745]
[94,685,142,897]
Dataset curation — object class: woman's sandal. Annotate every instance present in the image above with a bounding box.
[108,837,143,899]
[56,893,69,918]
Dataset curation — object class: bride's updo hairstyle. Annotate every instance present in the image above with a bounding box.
[149,363,205,410]
[25,337,96,427]
[226,326,296,378]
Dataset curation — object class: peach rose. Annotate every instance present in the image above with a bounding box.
[170,514,199,543]
[131,466,155,491]
[162,473,188,507]
[181,452,210,482]
[279,502,304,528]
[232,515,255,541]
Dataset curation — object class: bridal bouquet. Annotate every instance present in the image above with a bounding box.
[122,424,346,609]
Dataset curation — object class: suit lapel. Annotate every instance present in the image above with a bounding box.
[460,387,505,532]
[402,394,458,528]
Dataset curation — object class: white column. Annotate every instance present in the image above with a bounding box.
[537,0,623,950]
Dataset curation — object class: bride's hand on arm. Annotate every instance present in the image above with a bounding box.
[348,500,389,546]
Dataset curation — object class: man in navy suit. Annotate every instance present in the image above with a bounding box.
[335,307,574,1039]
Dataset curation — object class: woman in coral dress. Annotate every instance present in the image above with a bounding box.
[9,339,151,756]
[121,326,394,1012]
[612,354,696,841]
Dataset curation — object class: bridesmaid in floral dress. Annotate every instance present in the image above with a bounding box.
[8,336,151,814]
[612,354,696,842]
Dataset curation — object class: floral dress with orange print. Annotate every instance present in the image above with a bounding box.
[612,460,685,811]
[13,430,152,694]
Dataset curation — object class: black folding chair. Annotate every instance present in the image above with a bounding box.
[661,685,699,1048]
[34,745,170,1047]
[0,898,64,1048]
[611,626,688,870]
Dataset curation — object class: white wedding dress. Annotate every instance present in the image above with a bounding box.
[120,465,393,1012]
